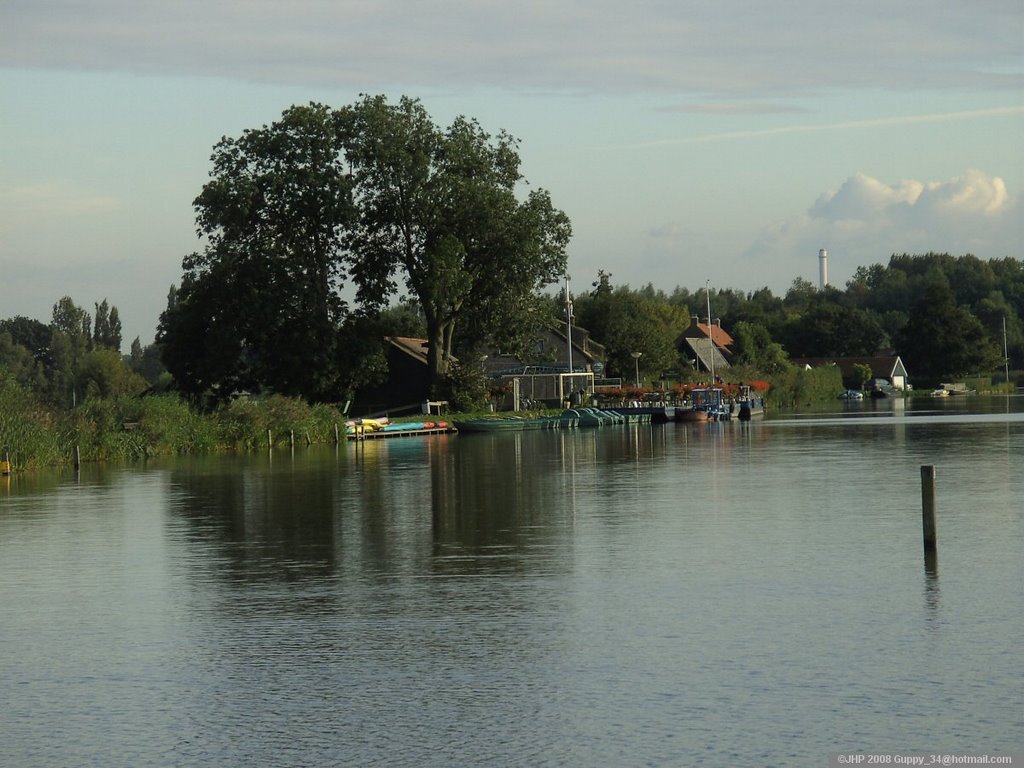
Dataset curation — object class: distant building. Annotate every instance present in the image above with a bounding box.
[792,354,910,390]
[483,324,605,376]
[349,336,436,416]
[678,316,732,373]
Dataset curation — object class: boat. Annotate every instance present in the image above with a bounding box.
[838,389,864,401]
[345,417,390,435]
[734,384,765,420]
[868,378,900,399]
[677,388,730,422]
[347,418,451,439]
[565,407,637,427]
[453,413,579,432]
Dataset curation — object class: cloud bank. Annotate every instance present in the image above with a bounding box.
[744,169,1020,286]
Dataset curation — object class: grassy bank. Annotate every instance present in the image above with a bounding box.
[2,364,850,471]
[0,376,350,470]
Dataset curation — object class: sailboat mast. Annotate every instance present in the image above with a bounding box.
[706,280,715,385]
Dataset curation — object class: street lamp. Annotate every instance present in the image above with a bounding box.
[631,351,643,388]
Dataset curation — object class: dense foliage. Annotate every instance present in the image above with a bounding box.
[159,104,354,403]
[1,297,164,410]
[0,372,350,470]
[158,95,571,403]
[563,253,1021,388]
[2,253,1020,470]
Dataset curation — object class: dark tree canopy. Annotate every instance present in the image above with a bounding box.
[159,95,571,401]
[337,95,571,387]
[895,273,1002,383]
[573,271,689,382]
[159,104,356,401]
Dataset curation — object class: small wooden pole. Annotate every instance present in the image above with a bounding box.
[73,445,81,469]
[334,423,340,444]
[305,431,311,446]
[267,429,273,449]
[921,465,938,553]
[289,430,295,449]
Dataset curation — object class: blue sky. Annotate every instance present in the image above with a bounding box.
[2,0,1022,347]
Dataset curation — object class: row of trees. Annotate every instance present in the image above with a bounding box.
[550,253,1021,387]
[0,297,165,409]
[5,95,1018,411]
[151,96,1024,401]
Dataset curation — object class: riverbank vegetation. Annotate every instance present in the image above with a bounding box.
[0,373,352,470]
[2,249,1020,470]
[2,96,1022,469]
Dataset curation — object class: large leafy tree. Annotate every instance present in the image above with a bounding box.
[336,95,571,390]
[48,297,92,407]
[159,104,355,401]
[160,96,570,401]
[730,321,791,375]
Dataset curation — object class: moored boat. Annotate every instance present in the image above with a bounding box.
[735,385,765,421]
[452,413,577,432]
[677,387,730,422]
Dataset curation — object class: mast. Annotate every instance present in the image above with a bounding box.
[706,279,715,386]
[565,274,573,376]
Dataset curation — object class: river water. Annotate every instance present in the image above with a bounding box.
[1,397,1022,767]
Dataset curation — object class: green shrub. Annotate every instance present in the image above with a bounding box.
[766,365,844,408]
[0,373,67,469]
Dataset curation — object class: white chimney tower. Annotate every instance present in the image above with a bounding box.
[818,248,829,290]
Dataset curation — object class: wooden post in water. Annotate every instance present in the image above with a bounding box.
[305,431,311,446]
[289,430,295,450]
[334,423,340,444]
[73,445,81,469]
[921,465,938,553]
[267,429,273,450]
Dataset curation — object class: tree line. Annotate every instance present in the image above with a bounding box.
[565,252,1020,387]
[152,95,1021,401]
[0,297,166,409]
[4,95,1020,413]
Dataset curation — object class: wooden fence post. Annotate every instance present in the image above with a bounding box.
[921,465,938,553]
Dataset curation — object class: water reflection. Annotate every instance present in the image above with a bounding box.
[923,549,940,619]
[2,402,1022,766]
[167,453,343,583]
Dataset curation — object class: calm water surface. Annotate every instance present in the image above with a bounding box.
[2,397,1022,767]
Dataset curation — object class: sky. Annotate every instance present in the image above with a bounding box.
[2,1,1022,348]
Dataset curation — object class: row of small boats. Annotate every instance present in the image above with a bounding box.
[452,408,648,433]
[346,417,449,437]
[348,389,765,439]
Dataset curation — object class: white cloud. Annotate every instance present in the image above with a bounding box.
[809,173,924,222]
[917,170,1009,217]
[741,170,1019,289]
[810,169,1010,224]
